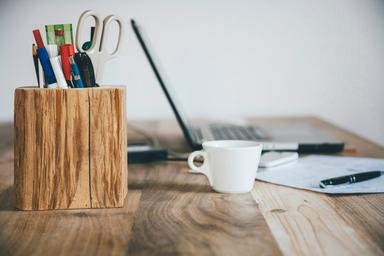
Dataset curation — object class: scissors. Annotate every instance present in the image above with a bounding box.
[76,10,124,84]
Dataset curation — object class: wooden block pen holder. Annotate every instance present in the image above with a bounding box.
[14,87,128,210]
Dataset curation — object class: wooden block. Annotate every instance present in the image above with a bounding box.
[14,87,127,210]
[54,89,91,209]
[90,87,127,208]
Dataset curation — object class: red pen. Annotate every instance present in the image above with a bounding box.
[60,44,75,87]
[33,29,44,48]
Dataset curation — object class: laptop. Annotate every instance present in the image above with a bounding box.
[131,19,344,153]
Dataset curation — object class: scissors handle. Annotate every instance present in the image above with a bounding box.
[96,15,124,83]
[99,15,124,57]
[75,10,102,54]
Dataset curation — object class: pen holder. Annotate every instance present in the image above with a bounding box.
[14,87,127,210]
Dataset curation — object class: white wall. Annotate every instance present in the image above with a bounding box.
[1,0,384,145]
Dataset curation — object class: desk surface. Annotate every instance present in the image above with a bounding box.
[0,117,383,256]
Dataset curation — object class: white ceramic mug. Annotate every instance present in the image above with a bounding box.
[188,140,263,193]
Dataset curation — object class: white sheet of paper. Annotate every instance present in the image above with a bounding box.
[256,155,384,194]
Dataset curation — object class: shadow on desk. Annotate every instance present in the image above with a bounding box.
[0,186,15,211]
[128,161,212,193]
[0,122,13,157]
[128,181,211,193]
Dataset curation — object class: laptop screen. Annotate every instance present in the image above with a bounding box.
[131,20,196,148]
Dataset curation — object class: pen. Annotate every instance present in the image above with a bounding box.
[32,44,39,86]
[46,44,58,58]
[51,56,68,89]
[38,58,46,88]
[69,56,84,88]
[74,52,97,87]
[46,44,68,89]
[33,29,57,88]
[319,170,383,188]
[61,44,75,87]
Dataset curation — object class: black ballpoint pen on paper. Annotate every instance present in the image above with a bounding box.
[319,170,383,188]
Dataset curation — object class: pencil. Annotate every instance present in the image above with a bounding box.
[32,44,40,87]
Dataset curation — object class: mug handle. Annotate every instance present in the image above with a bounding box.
[188,151,213,186]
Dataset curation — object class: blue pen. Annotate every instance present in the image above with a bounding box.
[33,29,57,88]
[69,56,84,88]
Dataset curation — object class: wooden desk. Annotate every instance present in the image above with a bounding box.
[0,117,383,255]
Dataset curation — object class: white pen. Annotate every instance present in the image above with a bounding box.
[46,44,67,88]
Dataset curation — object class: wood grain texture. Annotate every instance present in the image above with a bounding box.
[246,117,384,256]
[3,123,137,255]
[90,87,128,208]
[2,117,384,255]
[252,183,384,255]
[127,162,281,256]
[14,88,90,210]
[14,87,127,210]
[130,119,384,256]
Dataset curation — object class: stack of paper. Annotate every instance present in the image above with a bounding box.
[256,155,384,194]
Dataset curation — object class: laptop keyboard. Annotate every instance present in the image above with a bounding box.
[194,128,204,141]
[194,125,266,141]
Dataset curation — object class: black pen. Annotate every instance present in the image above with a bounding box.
[32,44,39,86]
[319,171,383,188]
